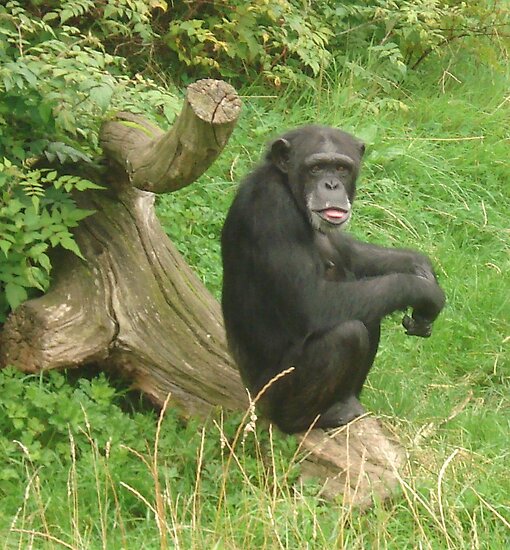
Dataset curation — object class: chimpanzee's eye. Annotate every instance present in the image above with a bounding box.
[310,165,322,175]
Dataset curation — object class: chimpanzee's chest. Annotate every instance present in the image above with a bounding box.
[323,260,356,282]
[314,232,355,282]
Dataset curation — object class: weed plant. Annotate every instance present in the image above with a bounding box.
[1,53,509,548]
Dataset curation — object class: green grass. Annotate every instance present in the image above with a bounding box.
[1,52,509,547]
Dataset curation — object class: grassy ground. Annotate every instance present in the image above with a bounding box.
[1,53,509,548]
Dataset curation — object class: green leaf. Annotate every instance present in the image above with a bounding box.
[0,468,20,482]
[74,179,105,191]
[59,236,84,258]
[0,240,12,256]
[24,207,42,229]
[38,102,54,124]
[65,208,95,223]
[150,0,168,10]
[38,253,51,272]
[89,85,113,111]
[28,242,49,258]
[6,200,23,216]
[45,142,92,165]
[42,11,59,22]
[32,195,40,214]
[16,65,38,87]
[5,282,28,310]
[26,266,47,290]
[60,9,74,24]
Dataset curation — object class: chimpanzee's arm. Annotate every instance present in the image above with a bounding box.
[258,237,445,335]
[330,233,437,281]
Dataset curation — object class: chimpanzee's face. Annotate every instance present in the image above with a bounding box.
[270,125,364,232]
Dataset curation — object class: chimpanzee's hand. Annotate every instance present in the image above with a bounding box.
[413,257,437,283]
[402,312,433,338]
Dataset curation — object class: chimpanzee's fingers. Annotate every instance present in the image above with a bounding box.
[402,314,432,338]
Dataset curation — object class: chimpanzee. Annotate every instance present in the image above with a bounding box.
[221,125,445,434]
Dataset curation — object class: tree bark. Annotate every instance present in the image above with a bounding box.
[0,78,405,507]
[299,417,405,508]
[100,79,241,193]
[0,79,245,416]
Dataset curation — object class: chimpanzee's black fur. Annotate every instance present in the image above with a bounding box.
[221,125,445,433]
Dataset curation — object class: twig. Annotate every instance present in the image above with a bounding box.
[437,448,460,548]
[153,392,172,550]
[9,529,76,550]
[481,200,488,226]
[385,136,484,142]
[472,489,510,530]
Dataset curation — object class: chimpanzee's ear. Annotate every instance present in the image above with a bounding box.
[270,138,291,173]
[358,140,366,157]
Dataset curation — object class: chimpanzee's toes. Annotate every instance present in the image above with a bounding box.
[316,396,365,428]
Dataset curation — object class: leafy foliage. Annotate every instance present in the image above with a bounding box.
[159,0,508,90]
[165,0,333,86]
[0,1,179,320]
[0,159,101,317]
[0,367,299,546]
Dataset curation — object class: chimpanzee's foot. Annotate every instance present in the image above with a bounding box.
[316,396,365,429]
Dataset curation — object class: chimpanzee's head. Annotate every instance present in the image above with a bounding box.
[268,125,365,232]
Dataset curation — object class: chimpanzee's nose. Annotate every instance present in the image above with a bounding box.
[325,180,339,190]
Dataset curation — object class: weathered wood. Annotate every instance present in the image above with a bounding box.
[1,79,245,415]
[299,417,405,508]
[0,78,405,507]
[100,79,241,193]
[0,249,116,371]
[0,187,247,415]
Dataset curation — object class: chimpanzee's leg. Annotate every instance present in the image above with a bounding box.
[262,320,372,433]
[318,321,381,428]
[354,321,380,396]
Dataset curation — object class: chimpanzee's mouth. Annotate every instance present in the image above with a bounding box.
[317,208,350,225]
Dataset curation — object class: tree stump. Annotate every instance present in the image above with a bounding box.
[299,417,404,508]
[0,78,405,507]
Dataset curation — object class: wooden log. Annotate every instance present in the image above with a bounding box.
[298,417,405,509]
[0,186,247,414]
[100,79,242,193]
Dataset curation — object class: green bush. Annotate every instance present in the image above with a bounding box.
[0,367,299,544]
[165,0,333,86]
[0,160,102,316]
[160,0,507,90]
[0,1,179,321]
